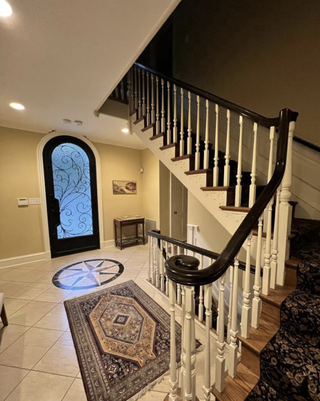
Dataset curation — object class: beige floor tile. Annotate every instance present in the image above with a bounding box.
[34,287,73,303]
[4,298,31,317]
[12,270,48,283]
[10,261,45,271]
[34,304,69,331]
[5,371,73,401]
[0,327,63,369]
[9,300,57,326]
[0,365,30,401]
[0,279,8,286]
[139,390,169,400]
[33,272,56,285]
[0,281,30,297]
[34,332,79,377]
[0,324,30,353]
[62,378,86,401]
[9,284,50,301]
[0,269,29,281]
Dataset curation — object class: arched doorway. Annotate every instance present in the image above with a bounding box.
[43,136,100,258]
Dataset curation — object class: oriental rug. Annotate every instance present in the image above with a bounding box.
[64,280,182,401]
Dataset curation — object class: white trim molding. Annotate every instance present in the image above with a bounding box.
[0,251,49,269]
[37,132,105,260]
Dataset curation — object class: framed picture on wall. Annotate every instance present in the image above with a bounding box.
[112,180,137,194]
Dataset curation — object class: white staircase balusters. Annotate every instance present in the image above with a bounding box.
[252,217,263,323]
[249,122,258,207]
[134,66,138,111]
[213,104,220,186]
[202,284,212,401]
[195,96,201,170]
[203,100,210,169]
[167,81,172,145]
[270,187,281,290]
[151,236,156,285]
[146,71,150,126]
[155,237,160,288]
[151,74,155,124]
[227,263,234,344]
[198,255,204,322]
[215,273,226,392]
[277,121,295,285]
[169,279,178,401]
[223,110,231,186]
[147,235,152,282]
[159,239,165,292]
[187,92,192,155]
[229,257,239,378]
[180,88,185,156]
[156,76,160,135]
[138,68,142,118]
[241,233,252,337]
[161,79,166,134]
[141,70,146,117]
[235,116,244,206]
[173,84,178,143]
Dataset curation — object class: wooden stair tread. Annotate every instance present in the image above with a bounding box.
[133,116,145,125]
[150,132,165,141]
[185,169,212,175]
[141,123,154,132]
[212,363,258,401]
[201,186,232,191]
[260,284,294,308]
[286,257,301,269]
[160,143,177,150]
[220,206,250,213]
[172,154,194,161]
[239,315,279,356]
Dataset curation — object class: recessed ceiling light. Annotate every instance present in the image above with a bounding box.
[10,102,25,110]
[121,128,129,134]
[0,1,12,17]
[63,119,71,124]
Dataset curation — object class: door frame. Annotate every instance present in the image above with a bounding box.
[37,133,105,260]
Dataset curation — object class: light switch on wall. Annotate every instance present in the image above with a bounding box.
[29,198,41,205]
[18,198,28,206]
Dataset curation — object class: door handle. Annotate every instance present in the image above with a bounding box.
[173,211,178,214]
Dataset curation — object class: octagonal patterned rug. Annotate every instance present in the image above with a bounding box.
[64,280,182,401]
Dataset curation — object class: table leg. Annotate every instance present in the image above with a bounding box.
[114,222,117,247]
[120,223,123,250]
[142,222,145,245]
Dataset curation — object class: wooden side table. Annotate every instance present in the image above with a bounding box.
[114,216,145,250]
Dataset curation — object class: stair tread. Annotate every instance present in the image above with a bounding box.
[220,206,250,213]
[160,143,177,150]
[150,132,165,140]
[260,284,294,308]
[141,123,154,132]
[201,186,233,191]
[185,169,212,175]
[133,116,145,125]
[286,257,301,269]
[172,154,194,161]
[212,363,258,401]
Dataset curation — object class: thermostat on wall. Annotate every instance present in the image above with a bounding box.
[18,198,28,206]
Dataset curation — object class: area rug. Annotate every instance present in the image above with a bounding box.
[64,280,183,401]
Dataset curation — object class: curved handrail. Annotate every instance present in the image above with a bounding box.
[135,62,279,127]
[165,108,298,286]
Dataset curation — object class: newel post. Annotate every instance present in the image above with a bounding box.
[277,121,295,286]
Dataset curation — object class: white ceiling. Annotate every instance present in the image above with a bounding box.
[0,0,180,149]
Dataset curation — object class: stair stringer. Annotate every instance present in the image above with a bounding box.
[131,117,248,244]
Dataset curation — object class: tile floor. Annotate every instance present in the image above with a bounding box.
[0,244,215,401]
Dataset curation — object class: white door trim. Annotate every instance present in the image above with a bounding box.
[37,132,105,260]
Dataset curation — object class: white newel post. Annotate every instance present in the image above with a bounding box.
[229,258,239,378]
[203,284,212,401]
[195,96,201,170]
[203,100,210,169]
[159,240,165,292]
[235,116,243,206]
[167,82,171,144]
[198,255,204,322]
[241,234,252,338]
[215,273,226,393]
[155,238,160,288]
[187,92,192,155]
[277,121,295,286]
[213,104,220,186]
[173,84,178,143]
[270,188,281,289]
[249,123,258,207]
[169,280,178,401]
[180,88,184,156]
[227,264,234,344]
[223,110,231,186]
[147,235,152,282]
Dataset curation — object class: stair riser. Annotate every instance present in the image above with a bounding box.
[241,347,260,376]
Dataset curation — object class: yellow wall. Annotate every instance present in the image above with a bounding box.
[173,0,320,145]
[0,127,160,260]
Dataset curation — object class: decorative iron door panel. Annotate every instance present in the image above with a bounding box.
[43,136,100,258]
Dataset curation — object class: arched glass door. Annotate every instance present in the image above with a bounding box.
[43,136,100,258]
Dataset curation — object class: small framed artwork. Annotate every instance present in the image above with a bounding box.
[112,180,137,194]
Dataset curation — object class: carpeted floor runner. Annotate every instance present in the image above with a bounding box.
[246,220,320,401]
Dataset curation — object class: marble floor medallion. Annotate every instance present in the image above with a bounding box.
[52,259,124,290]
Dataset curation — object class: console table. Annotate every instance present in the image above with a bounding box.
[114,216,145,250]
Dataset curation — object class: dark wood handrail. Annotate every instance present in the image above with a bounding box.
[148,230,258,276]
[165,108,298,286]
[135,62,279,128]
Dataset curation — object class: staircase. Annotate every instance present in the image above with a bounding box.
[99,63,319,401]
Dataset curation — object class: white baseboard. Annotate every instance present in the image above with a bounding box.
[103,239,116,248]
[0,251,49,269]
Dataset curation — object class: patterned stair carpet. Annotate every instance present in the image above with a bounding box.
[246,220,320,401]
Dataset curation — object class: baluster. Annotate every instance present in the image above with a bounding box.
[241,234,252,337]
[151,236,156,285]
[155,76,160,135]
[203,100,210,169]
[223,110,231,186]
[146,71,150,126]
[151,74,155,124]
[130,68,134,113]
[176,247,184,305]
[155,238,160,288]
[253,217,263,326]
[138,68,142,118]
[213,104,220,186]
[271,188,281,289]
[195,96,201,170]
[161,79,165,133]
[227,264,234,344]
[229,257,239,377]
[159,240,165,292]
[167,81,171,144]
[120,79,124,101]
[215,273,226,392]
[249,122,258,207]
[198,255,204,322]
[277,121,295,285]
[203,284,212,401]
[169,280,178,401]
[235,116,244,206]
[187,92,192,155]
[173,84,178,142]
[134,66,138,111]
[141,70,146,117]
[147,235,152,282]
[180,88,184,156]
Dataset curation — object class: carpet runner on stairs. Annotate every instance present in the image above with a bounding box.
[246,221,320,401]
